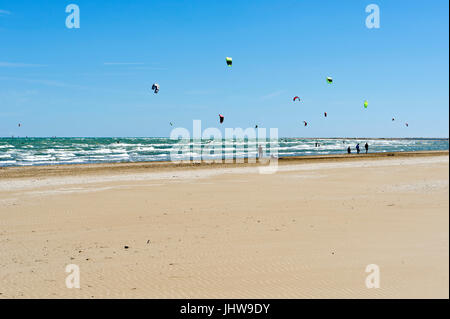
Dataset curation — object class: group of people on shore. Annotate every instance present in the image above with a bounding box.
[347,143,369,154]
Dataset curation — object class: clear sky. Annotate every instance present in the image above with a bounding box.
[0,0,448,138]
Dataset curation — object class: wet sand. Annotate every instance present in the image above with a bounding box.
[0,151,448,298]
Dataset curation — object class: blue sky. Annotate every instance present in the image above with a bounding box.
[0,0,448,137]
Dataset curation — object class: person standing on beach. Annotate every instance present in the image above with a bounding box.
[347,146,351,154]
[258,144,263,160]
[356,143,360,154]
[365,143,369,154]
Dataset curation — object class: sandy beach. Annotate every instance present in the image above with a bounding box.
[0,151,448,299]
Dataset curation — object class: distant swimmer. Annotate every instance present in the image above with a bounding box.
[347,146,351,154]
[405,122,409,127]
[365,142,369,154]
[356,143,360,154]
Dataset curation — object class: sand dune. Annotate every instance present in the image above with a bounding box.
[0,153,448,298]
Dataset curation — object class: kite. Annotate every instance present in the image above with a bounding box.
[303,121,308,127]
[226,57,232,67]
[324,112,327,117]
[364,100,368,108]
[293,96,301,102]
[151,83,160,94]
[326,77,333,84]
[219,114,225,124]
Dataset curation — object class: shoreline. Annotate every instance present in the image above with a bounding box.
[1,150,448,180]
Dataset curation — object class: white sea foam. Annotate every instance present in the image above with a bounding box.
[0,138,448,167]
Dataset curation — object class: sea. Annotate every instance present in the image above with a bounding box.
[0,137,448,167]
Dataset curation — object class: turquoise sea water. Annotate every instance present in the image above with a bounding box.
[0,137,448,167]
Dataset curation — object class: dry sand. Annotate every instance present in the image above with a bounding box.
[0,152,448,299]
